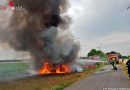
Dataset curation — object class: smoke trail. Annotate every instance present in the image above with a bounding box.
[6,0,79,72]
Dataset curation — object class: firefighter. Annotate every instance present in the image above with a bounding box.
[126,57,130,79]
[111,58,118,70]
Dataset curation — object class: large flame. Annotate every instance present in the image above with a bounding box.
[56,64,71,74]
[39,62,52,74]
[39,62,71,74]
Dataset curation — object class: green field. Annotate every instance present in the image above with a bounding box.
[0,62,30,80]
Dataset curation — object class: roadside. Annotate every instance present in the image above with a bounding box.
[64,65,130,90]
[119,60,129,79]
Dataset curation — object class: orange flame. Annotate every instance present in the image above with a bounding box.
[39,62,51,74]
[56,64,71,74]
[39,62,71,74]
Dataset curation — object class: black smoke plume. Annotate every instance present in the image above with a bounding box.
[7,0,79,72]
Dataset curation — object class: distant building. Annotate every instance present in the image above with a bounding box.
[89,55,100,60]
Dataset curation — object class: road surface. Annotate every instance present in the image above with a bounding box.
[64,65,130,90]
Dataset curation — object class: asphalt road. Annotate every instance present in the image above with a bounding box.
[64,65,130,90]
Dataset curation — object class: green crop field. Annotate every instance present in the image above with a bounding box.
[0,62,30,80]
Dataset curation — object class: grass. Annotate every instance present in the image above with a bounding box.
[119,61,129,79]
[54,82,73,90]
[0,62,29,80]
[0,63,104,90]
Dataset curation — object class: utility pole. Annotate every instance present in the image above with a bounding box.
[80,45,87,58]
[127,4,130,10]
[71,34,81,57]
[96,43,102,51]
[71,34,88,58]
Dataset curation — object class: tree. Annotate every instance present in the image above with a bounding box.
[87,49,107,61]
[87,49,97,57]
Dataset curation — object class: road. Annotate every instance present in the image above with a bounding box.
[64,65,130,90]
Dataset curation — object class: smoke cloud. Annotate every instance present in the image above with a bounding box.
[0,0,79,72]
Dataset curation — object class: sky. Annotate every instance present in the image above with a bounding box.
[68,0,130,56]
[0,0,130,60]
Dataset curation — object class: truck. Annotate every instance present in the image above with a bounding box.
[107,51,119,64]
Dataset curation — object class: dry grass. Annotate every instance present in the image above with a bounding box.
[0,65,104,90]
[119,61,129,79]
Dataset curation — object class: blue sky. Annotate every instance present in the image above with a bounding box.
[68,0,130,56]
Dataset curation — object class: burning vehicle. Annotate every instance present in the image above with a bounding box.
[39,62,71,74]
[0,0,81,75]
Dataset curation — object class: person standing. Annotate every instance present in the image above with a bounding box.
[111,58,118,70]
[126,57,130,79]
